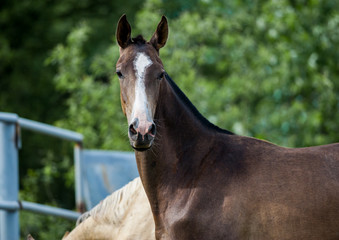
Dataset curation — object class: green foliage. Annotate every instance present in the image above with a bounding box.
[141,0,339,147]
[55,0,339,149]
[1,0,140,238]
[47,23,128,150]
[18,135,76,238]
[20,211,74,240]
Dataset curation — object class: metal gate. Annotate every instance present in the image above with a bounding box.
[0,112,138,239]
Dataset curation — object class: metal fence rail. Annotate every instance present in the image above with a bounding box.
[19,117,83,142]
[0,112,83,240]
[0,200,80,220]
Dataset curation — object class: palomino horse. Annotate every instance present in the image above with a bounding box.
[116,15,339,240]
[63,177,154,240]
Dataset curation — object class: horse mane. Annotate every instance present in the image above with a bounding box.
[78,177,143,225]
[165,73,234,135]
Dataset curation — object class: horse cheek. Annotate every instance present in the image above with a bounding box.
[120,92,127,117]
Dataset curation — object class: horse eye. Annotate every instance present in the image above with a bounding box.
[157,72,165,80]
[116,71,123,79]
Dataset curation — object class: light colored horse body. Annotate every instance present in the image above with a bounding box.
[63,177,155,240]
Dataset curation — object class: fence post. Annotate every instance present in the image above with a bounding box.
[74,143,85,213]
[0,113,19,240]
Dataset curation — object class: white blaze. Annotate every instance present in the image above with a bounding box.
[132,52,153,124]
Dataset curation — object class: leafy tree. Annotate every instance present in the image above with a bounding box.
[1,0,140,238]
[47,23,128,150]
[137,0,339,147]
[53,0,339,152]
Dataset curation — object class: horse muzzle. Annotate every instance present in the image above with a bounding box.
[128,118,156,151]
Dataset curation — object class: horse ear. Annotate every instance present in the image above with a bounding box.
[116,14,132,49]
[150,16,168,50]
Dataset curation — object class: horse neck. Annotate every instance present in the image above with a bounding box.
[135,75,217,219]
[156,75,216,146]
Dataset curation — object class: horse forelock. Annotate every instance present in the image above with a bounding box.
[132,35,147,45]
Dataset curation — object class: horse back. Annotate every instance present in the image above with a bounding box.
[165,136,339,240]
[218,136,339,239]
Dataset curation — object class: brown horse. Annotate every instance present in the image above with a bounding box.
[115,15,339,240]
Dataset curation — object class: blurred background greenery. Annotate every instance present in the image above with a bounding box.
[1,0,339,238]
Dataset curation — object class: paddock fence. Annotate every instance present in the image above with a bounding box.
[0,112,139,240]
[0,112,85,240]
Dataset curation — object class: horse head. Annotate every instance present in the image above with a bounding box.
[116,15,168,151]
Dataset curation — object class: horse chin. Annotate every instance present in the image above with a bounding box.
[132,146,152,152]
[130,141,153,152]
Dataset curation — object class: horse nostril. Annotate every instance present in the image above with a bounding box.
[129,123,137,135]
[129,118,139,136]
[148,123,156,136]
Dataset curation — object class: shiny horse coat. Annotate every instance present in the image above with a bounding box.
[116,15,339,240]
